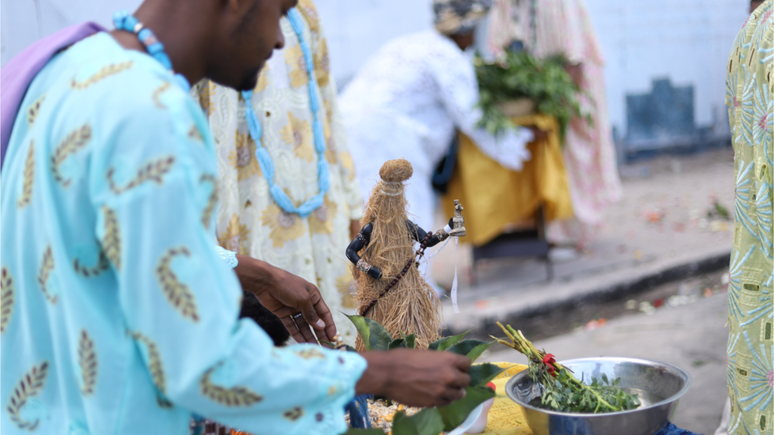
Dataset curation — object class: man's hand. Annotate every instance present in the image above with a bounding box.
[356,349,471,407]
[350,220,362,241]
[234,255,337,345]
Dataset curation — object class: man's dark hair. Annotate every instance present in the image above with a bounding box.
[239,292,290,346]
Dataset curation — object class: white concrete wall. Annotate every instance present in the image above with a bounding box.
[1,0,143,65]
[582,0,748,137]
[2,0,751,139]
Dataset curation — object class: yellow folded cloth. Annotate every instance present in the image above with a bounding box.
[443,114,573,247]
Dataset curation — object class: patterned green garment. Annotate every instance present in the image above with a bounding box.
[727,1,774,433]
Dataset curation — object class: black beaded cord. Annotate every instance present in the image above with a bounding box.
[360,232,434,316]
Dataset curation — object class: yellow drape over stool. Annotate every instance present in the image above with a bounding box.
[481,362,532,435]
[443,114,573,246]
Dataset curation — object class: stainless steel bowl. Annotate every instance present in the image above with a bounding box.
[504,357,692,435]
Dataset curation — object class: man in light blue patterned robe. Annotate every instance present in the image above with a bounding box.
[0,0,473,434]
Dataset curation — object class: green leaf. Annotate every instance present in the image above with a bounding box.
[389,338,406,350]
[346,315,392,351]
[458,340,496,362]
[344,430,386,435]
[469,363,506,386]
[428,330,470,351]
[346,315,372,351]
[437,386,495,431]
[407,408,445,435]
[446,339,488,357]
[403,333,417,349]
[392,412,420,435]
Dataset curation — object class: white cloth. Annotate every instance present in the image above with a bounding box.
[713,398,730,435]
[340,29,533,229]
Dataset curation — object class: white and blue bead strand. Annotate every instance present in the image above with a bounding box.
[113,10,191,92]
[241,8,329,218]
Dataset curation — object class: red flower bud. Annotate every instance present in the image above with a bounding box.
[542,354,557,377]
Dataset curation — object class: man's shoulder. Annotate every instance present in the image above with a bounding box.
[34,35,204,158]
[54,33,194,118]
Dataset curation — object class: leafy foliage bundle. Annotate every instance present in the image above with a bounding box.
[344,316,505,435]
[493,323,640,414]
[475,51,589,138]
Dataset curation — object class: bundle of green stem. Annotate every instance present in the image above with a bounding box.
[492,322,640,414]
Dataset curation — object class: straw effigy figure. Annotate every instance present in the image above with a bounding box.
[346,159,466,350]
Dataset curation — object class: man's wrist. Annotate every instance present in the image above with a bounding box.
[356,352,392,396]
[234,255,274,297]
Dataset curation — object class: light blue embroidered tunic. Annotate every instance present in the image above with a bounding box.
[0,32,365,435]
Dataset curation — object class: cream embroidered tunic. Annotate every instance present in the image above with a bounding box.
[193,0,362,341]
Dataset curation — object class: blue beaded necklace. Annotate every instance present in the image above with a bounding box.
[113,11,191,92]
[241,8,330,218]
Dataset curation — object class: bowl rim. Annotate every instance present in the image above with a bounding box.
[504,356,693,418]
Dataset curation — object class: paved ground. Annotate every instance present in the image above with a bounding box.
[481,290,729,435]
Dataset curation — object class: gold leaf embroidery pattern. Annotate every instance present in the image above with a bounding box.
[102,207,122,271]
[71,62,133,90]
[200,363,263,407]
[51,125,92,187]
[217,214,250,255]
[108,156,175,195]
[78,330,97,396]
[1,268,15,334]
[17,142,35,208]
[152,82,172,109]
[37,246,57,304]
[74,250,110,278]
[196,80,214,116]
[130,332,173,408]
[7,361,49,431]
[283,407,304,421]
[27,95,46,127]
[295,349,325,360]
[200,175,218,229]
[156,248,199,322]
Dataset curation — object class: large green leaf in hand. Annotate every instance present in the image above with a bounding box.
[406,408,445,435]
[346,315,392,351]
[469,363,506,386]
[392,412,421,435]
[437,385,495,431]
[446,340,496,362]
[428,330,470,351]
